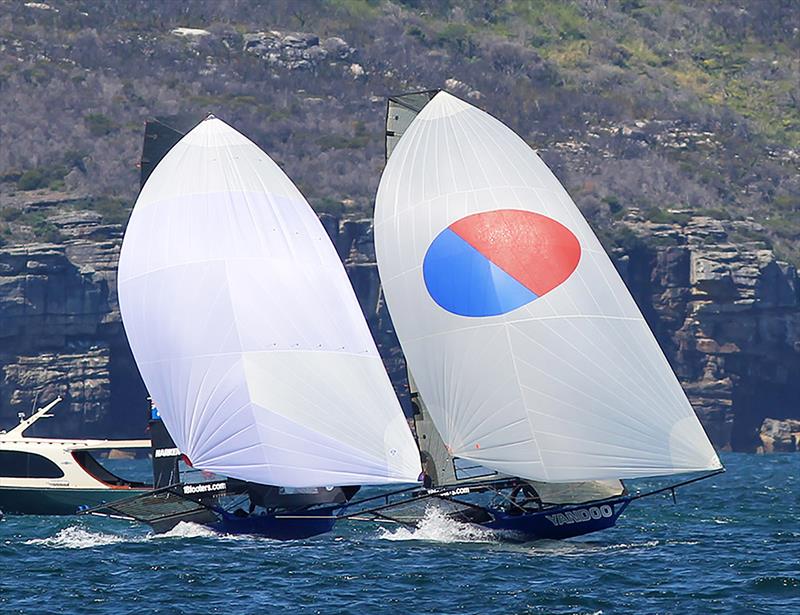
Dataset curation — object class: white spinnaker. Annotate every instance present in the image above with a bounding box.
[119,117,421,487]
[374,92,721,482]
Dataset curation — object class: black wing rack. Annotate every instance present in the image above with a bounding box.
[79,480,232,533]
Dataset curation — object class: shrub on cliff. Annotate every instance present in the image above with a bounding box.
[84,113,116,137]
[1,0,797,262]
[27,213,63,243]
[313,197,345,216]
[17,169,48,191]
[89,197,131,226]
[15,157,79,192]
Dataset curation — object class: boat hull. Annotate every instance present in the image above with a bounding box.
[0,486,152,516]
[479,497,632,541]
[208,507,340,540]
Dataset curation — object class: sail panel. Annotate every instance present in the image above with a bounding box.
[374,92,720,481]
[119,117,421,487]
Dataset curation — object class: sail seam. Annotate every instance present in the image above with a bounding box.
[502,322,548,480]
[510,323,667,437]
[375,186,564,228]
[134,348,381,365]
[458,104,552,479]
[395,314,644,346]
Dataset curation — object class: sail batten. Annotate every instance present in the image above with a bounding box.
[375,91,721,482]
[120,117,421,487]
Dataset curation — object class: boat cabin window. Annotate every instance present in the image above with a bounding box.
[71,450,149,488]
[0,450,65,478]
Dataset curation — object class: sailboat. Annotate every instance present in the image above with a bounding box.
[353,90,723,540]
[84,115,421,539]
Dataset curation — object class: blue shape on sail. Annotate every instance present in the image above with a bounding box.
[423,228,538,317]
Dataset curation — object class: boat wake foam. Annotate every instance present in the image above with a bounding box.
[25,526,129,549]
[519,539,660,557]
[154,521,223,540]
[378,506,496,543]
[24,521,241,549]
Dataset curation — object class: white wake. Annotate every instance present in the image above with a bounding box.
[378,506,496,543]
[24,526,129,549]
[24,521,235,549]
[154,521,220,539]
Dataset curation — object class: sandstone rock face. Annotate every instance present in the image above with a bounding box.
[243,30,355,72]
[1,196,798,450]
[618,213,800,451]
[758,418,800,453]
[0,198,146,437]
[1,346,111,437]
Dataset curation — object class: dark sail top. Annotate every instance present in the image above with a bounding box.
[139,119,184,189]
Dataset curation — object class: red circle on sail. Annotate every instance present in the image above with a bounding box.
[423,209,581,317]
[450,209,581,296]
[422,209,581,317]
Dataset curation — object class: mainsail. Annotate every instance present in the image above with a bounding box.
[119,116,421,487]
[386,90,438,161]
[374,91,721,482]
[139,119,183,189]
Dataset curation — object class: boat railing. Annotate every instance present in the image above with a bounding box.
[1,397,62,439]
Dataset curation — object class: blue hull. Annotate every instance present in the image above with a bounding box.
[208,506,340,540]
[480,497,632,541]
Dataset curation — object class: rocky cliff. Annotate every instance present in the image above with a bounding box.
[1,190,797,449]
[0,191,143,437]
[0,190,408,438]
[1,1,798,448]
[613,212,800,450]
[758,418,800,453]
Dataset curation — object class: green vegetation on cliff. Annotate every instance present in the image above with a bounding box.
[0,0,798,260]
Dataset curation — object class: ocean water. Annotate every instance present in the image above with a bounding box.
[1,453,797,614]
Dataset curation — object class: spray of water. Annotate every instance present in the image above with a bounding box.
[154,521,220,540]
[23,521,239,549]
[24,526,129,549]
[378,505,497,543]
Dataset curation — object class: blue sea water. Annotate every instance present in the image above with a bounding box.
[1,453,797,614]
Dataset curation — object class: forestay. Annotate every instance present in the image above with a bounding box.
[119,116,421,487]
[374,92,721,482]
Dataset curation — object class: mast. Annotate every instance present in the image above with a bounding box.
[139,120,185,488]
[384,91,455,485]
